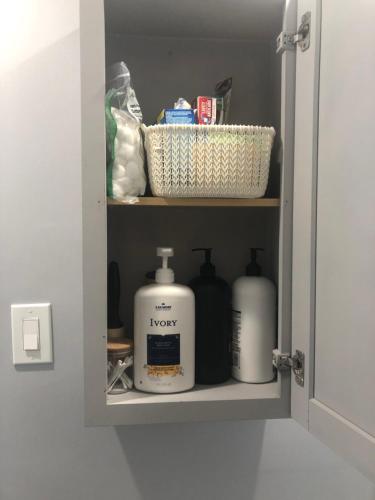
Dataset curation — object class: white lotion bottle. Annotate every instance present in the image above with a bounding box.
[232,248,276,383]
[134,247,195,393]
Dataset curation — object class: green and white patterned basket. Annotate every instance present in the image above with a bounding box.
[143,124,275,198]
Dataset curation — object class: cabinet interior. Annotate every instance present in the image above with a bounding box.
[104,0,286,406]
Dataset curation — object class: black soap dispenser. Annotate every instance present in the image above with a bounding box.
[189,248,232,384]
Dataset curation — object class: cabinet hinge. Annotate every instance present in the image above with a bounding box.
[272,349,305,387]
[276,11,311,54]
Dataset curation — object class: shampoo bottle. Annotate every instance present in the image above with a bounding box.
[232,248,276,383]
[189,248,231,384]
[134,247,195,393]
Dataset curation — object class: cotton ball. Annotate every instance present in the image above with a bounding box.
[116,124,136,145]
[109,107,146,198]
[132,132,141,148]
[126,160,139,173]
[120,176,138,196]
[112,161,143,197]
[112,164,126,180]
[111,107,127,125]
[125,165,143,187]
[112,109,134,140]
[116,143,135,162]
[128,166,146,195]
[122,163,145,193]
[112,182,127,198]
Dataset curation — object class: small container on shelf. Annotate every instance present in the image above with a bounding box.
[107,339,134,394]
[143,124,275,199]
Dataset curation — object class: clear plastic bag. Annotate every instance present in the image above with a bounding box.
[105,62,146,202]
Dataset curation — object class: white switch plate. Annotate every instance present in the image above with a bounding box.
[11,303,53,365]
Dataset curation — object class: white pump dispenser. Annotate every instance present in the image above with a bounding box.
[155,247,174,284]
[232,248,276,383]
[134,247,195,393]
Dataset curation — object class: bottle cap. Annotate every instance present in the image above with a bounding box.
[155,247,175,284]
[192,248,215,277]
[246,248,263,276]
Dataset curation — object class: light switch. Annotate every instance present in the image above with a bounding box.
[11,303,53,365]
[23,318,40,351]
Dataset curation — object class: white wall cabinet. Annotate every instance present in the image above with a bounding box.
[81,0,375,481]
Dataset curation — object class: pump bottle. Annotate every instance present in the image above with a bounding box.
[189,248,231,384]
[134,247,195,393]
[232,248,276,383]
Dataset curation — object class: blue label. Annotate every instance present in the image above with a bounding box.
[147,334,180,365]
[160,109,195,124]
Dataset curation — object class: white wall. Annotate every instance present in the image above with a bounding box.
[0,2,374,499]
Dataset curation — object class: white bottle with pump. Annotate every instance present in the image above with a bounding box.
[232,248,276,383]
[134,247,195,393]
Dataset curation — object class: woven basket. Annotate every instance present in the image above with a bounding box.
[143,124,275,198]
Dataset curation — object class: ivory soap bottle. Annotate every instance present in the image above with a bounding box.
[232,248,276,383]
[134,247,195,393]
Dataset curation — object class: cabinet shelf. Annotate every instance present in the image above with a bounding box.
[107,197,280,208]
[107,379,280,406]
[104,378,288,425]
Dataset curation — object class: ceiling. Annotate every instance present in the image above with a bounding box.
[105,0,284,40]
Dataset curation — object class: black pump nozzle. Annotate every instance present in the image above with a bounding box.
[192,248,216,277]
[246,248,264,276]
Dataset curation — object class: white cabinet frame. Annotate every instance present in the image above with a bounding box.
[80,0,295,426]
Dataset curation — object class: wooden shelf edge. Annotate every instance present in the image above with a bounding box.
[107,197,280,207]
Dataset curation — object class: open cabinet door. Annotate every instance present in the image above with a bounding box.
[292,0,375,481]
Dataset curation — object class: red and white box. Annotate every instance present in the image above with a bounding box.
[195,96,217,125]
